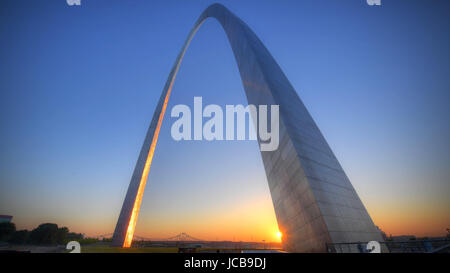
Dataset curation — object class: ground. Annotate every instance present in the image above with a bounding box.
[80,246,179,253]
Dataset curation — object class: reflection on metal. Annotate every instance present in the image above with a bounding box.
[112,3,384,252]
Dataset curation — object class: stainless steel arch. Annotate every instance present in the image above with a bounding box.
[112,3,384,252]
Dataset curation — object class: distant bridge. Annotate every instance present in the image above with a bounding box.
[93,232,204,242]
[165,232,204,242]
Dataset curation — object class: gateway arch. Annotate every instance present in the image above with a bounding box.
[112,3,384,252]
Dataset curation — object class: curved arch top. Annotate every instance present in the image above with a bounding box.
[112,3,384,252]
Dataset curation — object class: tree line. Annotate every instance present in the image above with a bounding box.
[0,222,84,245]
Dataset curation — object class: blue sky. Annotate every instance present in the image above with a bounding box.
[0,0,449,240]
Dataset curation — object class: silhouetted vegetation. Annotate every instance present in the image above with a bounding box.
[0,222,92,245]
[9,229,29,244]
[28,223,69,245]
[67,231,84,241]
[77,238,100,245]
[101,237,112,243]
[0,222,16,242]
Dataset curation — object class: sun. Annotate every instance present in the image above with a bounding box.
[276,231,282,239]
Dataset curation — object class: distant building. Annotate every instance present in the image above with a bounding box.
[0,215,13,223]
[391,235,416,241]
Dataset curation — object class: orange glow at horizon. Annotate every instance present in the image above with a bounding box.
[367,199,450,238]
[122,83,175,248]
[57,196,446,243]
[125,192,450,245]
[19,186,447,243]
[134,194,283,243]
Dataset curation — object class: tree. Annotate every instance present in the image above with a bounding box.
[1,222,85,245]
[57,227,69,244]
[9,229,29,244]
[28,223,75,245]
[67,232,84,241]
[29,223,60,245]
[0,222,16,242]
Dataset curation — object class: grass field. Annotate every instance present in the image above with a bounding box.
[79,245,280,253]
[80,246,179,253]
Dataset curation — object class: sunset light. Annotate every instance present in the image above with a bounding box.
[1,0,448,260]
[276,231,282,239]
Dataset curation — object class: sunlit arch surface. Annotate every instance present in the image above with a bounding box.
[112,3,385,252]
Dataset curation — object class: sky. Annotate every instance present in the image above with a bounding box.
[0,0,449,242]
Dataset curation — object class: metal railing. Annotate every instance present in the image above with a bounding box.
[326,239,450,253]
